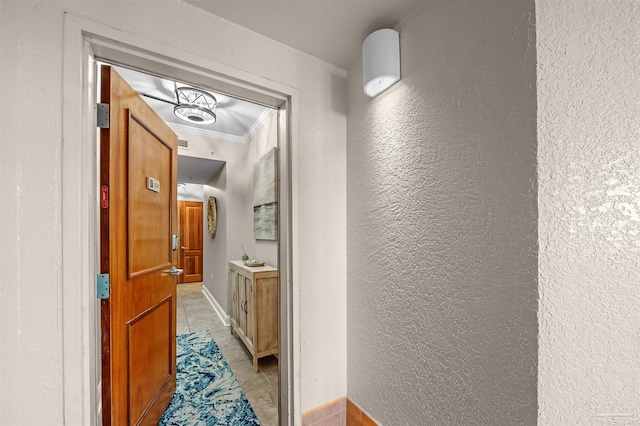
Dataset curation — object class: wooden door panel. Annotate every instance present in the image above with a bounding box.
[100,65,178,426]
[178,201,203,283]
[128,296,172,424]
[183,252,202,277]
[184,203,202,249]
[128,113,172,277]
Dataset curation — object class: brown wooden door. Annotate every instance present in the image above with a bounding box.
[178,201,203,283]
[100,65,178,426]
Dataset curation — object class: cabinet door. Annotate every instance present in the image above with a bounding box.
[239,274,247,335]
[246,277,254,345]
[256,276,278,353]
[230,270,239,327]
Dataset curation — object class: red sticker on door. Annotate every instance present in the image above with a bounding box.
[101,186,109,208]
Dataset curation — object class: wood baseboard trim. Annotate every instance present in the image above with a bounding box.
[301,397,346,426]
[301,396,378,426]
[346,399,378,426]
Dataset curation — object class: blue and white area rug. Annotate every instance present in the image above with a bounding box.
[159,331,261,425]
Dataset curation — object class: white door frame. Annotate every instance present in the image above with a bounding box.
[62,13,298,425]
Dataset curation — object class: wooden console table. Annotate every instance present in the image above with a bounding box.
[228,260,278,372]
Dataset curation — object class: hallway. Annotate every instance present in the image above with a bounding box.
[176,283,279,425]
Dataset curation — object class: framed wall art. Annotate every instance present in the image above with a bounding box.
[253,147,278,240]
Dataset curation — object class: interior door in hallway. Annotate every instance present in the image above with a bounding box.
[179,201,203,283]
[100,65,179,426]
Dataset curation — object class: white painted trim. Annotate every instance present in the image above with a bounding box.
[243,108,277,141]
[168,107,276,144]
[278,104,297,425]
[168,122,247,144]
[96,380,102,425]
[61,13,98,426]
[73,14,294,106]
[202,286,230,327]
[62,12,299,426]
[287,93,302,426]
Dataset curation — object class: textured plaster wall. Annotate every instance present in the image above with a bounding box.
[537,1,640,423]
[0,3,66,424]
[346,1,538,424]
[0,0,346,422]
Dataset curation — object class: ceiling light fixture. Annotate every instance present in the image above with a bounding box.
[139,83,217,125]
[174,86,217,125]
[363,29,400,97]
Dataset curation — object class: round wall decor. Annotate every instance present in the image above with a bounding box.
[208,196,217,238]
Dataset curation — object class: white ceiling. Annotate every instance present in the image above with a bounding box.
[185,0,420,70]
[112,65,276,144]
[109,2,420,184]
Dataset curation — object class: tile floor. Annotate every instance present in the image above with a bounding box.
[176,283,279,426]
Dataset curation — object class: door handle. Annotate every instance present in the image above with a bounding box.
[170,266,184,276]
[181,246,186,250]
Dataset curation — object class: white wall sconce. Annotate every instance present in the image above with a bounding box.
[363,29,400,97]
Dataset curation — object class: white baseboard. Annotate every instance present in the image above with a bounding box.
[202,285,230,327]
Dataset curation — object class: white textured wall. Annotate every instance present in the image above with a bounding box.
[0,2,66,424]
[537,1,640,423]
[346,1,537,424]
[0,0,346,422]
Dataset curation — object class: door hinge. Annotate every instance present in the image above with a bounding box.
[97,103,109,128]
[97,273,110,299]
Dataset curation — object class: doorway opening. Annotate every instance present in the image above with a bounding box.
[61,15,296,425]
[98,60,283,424]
